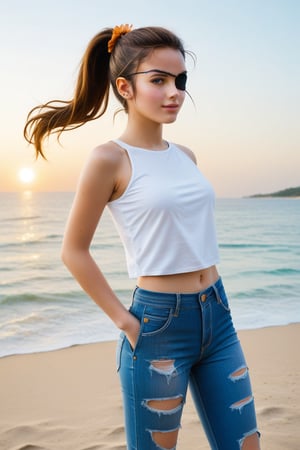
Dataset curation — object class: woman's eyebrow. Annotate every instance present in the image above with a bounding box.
[127,69,187,78]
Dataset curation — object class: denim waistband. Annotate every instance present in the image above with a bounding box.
[133,277,223,309]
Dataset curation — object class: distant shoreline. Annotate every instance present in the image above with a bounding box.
[247,186,300,198]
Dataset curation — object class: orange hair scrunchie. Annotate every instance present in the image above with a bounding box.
[108,24,133,53]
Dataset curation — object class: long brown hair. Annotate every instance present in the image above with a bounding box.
[24,26,186,159]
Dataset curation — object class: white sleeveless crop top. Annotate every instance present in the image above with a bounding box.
[107,140,219,278]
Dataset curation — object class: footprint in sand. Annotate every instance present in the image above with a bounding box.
[16,446,46,450]
[259,406,285,417]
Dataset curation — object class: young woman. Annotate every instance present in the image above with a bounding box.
[24,25,261,450]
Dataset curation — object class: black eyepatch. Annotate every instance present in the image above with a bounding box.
[127,69,187,91]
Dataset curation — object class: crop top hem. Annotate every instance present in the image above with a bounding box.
[128,258,220,279]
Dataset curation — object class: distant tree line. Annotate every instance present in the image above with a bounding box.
[249,186,300,198]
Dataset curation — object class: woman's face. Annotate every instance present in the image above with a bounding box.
[127,47,187,125]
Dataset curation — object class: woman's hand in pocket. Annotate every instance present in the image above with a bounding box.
[122,313,141,350]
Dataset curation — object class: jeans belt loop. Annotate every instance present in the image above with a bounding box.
[174,293,181,317]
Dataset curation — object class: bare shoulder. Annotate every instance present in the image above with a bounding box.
[89,140,126,168]
[82,140,127,183]
[76,141,127,203]
[174,143,197,164]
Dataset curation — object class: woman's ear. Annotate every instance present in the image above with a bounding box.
[116,77,133,100]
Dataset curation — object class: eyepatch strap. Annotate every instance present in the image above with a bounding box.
[127,69,187,91]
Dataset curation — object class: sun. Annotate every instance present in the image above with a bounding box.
[18,167,35,184]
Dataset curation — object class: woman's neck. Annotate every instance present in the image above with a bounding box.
[120,118,165,150]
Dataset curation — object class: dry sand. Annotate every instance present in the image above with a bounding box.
[0,323,299,449]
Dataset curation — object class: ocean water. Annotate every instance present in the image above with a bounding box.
[0,191,299,358]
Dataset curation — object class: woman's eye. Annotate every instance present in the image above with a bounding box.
[151,78,164,85]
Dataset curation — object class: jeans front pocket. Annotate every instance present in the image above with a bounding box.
[218,293,231,312]
[141,305,173,337]
[215,284,231,312]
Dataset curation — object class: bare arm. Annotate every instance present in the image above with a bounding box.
[61,143,139,347]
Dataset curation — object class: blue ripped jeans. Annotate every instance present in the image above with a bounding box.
[116,278,259,450]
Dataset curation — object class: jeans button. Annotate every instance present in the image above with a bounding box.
[201,294,207,302]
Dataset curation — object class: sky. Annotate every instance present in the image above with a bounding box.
[0,0,299,197]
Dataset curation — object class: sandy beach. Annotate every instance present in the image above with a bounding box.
[0,323,299,450]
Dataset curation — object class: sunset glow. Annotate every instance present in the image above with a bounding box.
[18,168,35,184]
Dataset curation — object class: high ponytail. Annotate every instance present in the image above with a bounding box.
[24,28,113,159]
[24,25,187,159]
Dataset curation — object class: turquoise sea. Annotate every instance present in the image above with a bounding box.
[0,192,299,358]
